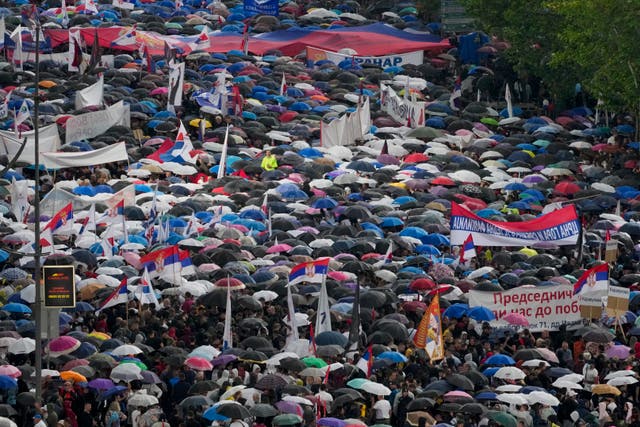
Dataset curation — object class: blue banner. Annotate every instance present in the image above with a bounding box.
[243,0,279,16]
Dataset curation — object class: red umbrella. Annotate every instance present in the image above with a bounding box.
[48,336,81,356]
[430,176,456,186]
[409,278,437,291]
[214,277,246,290]
[402,301,427,312]
[404,153,430,163]
[554,181,581,195]
[185,356,214,371]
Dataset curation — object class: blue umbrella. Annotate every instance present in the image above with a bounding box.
[203,403,231,422]
[73,186,96,196]
[331,303,353,314]
[421,234,450,247]
[312,198,338,209]
[520,189,545,201]
[67,301,94,313]
[281,190,309,201]
[399,227,428,239]
[475,391,497,400]
[298,147,324,158]
[239,209,266,220]
[504,182,527,192]
[2,303,31,314]
[520,386,546,394]
[482,367,499,377]
[380,217,404,227]
[393,196,417,205]
[71,342,98,358]
[476,209,503,219]
[484,354,516,366]
[59,312,73,325]
[376,351,408,363]
[94,184,114,194]
[443,303,469,319]
[361,223,384,237]
[98,385,129,400]
[467,306,495,321]
[289,102,311,112]
[415,244,441,256]
[0,375,17,389]
[314,331,348,347]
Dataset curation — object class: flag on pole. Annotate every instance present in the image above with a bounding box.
[279,73,287,97]
[459,234,476,263]
[288,258,330,286]
[450,76,462,112]
[222,283,233,350]
[505,83,513,118]
[40,203,74,247]
[261,192,269,215]
[14,99,30,127]
[285,283,299,344]
[356,344,373,377]
[9,177,29,223]
[87,29,101,73]
[217,124,229,179]
[171,120,194,163]
[425,295,444,361]
[60,0,69,27]
[0,17,5,49]
[309,323,316,355]
[240,23,249,55]
[110,25,137,47]
[315,277,332,334]
[167,62,185,113]
[79,203,96,235]
[136,267,160,310]
[97,278,128,313]
[573,263,609,296]
[164,40,176,66]
[10,26,23,71]
[374,242,393,267]
[84,0,99,14]
[140,43,155,73]
[69,28,84,71]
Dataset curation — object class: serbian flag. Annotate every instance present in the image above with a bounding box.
[573,263,609,296]
[142,43,155,73]
[279,73,287,97]
[459,234,476,263]
[289,258,330,286]
[356,344,373,377]
[97,278,128,313]
[135,267,160,310]
[240,23,249,54]
[40,203,74,247]
[140,245,194,280]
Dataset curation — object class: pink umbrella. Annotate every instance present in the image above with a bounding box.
[605,345,631,360]
[197,263,220,272]
[275,400,304,416]
[62,359,90,371]
[122,251,141,269]
[503,312,530,327]
[267,243,293,254]
[0,365,21,378]
[150,87,168,96]
[48,336,81,356]
[535,347,560,363]
[327,271,352,282]
[185,356,213,371]
[444,390,473,401]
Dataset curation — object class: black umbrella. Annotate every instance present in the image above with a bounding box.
[582,328,615,344]
[278,358,306,372]
[423,380,453,394]
[250,404,278,418]
[547,367,573,378]
[406,397,435,411]
[316,345,345,358]
[240,336,272,349]
[188,381,218,395]
[255,374,288,390]
[217,402,252,419]
[281,384,311,396]
[437,402,462,412]
[360,291,388,308]
[373,320,409,342]
[445,373,475,391]
[179,395,213,409]
[460,403,487,415]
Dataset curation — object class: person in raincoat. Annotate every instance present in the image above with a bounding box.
[261,150,278,171]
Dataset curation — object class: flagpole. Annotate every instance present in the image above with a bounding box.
[33,15,43,402]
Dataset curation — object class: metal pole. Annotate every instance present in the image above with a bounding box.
[33,17,43,402]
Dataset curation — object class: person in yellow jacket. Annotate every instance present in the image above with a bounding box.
[261,150,278,171]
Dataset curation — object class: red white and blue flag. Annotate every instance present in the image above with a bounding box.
[573,263,609,296]
[97,278,128,312]
[289,258,330,286]
[140,245,194,280]
[135,267,160,309]
[459,233,476,263]
[110,25,137,47]
[40,203,74,247]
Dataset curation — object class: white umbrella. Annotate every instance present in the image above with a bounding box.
[604,370,637,380]
[569,141,592,150]
[361,381,391,396]
[479,151,503,160]
[309,239,335,249]
[95,266,124,275]
[0,417,17,427]
[592,182,615,193]
[507,166,532,174]
[497,393,528,405]
[540,167,573,177]
[8,338,35,355]
[220,385,246,400]
[495,385,522,392]
[334,174,360,185]
[607,376,638,386]
[129,393,159,407]
[110,364,143,382]
[557,373,583,383]
[112,344,143,356]
[526,391,559,406]
[494,367,526,380]
[252,290,279,302]
[282,396,314,406]
[0,338,16,348]
[188,345,220,360]
[551,380,582,390]
[467,266,496,280]
[19,284,35,304]
[265,352,300,366]
[309,179,333,189]
[521,359,550,368]
[498,117,521,126]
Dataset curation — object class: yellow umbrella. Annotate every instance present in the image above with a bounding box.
[88,331,111,341]
[591,384,621,396]
[60,370,87,384]
[389,182,407,189]
[38,80,57,88]
[189,118,211,128]
[519,247,538,257]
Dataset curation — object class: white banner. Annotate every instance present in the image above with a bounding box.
[75,75,104,110]
[321,98,370,148]
[0,124,60,164]
[469,285,582,332]
[167,62,185,113]
[65,101,130,144]
[42,142,128,169]
[380,83,425,128]
[307,46,424,67]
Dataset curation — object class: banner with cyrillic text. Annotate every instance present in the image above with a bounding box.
[379,83,425,128]
[450,201,580,247]
[306,46,424,67]
[469,285,582,332]
[0,124,60,164]
[42,142,128,169]
[65,101,130,144]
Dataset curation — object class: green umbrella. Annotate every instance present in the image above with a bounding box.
[120,359,148,370]
[346,378,369,389]
[480,117,499,126]
[406,126,444,140]
[487,411,517,427]
[272,414,303,426]
[302,357,327,368]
